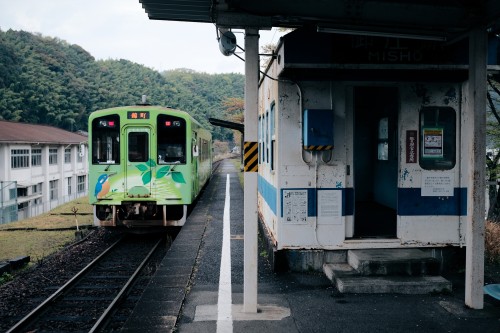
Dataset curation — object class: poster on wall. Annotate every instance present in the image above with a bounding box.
[421,172,454,196]
[318,190,342,225]
[283,190,308,224]
[422,127,444,158]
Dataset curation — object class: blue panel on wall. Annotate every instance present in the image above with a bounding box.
[303,109,334,148]
[398,187,467,216]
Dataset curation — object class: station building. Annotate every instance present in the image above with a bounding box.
[0,121,88,224]
[257,28,500,267]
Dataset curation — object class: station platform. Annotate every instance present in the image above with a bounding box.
[122,158,499,333]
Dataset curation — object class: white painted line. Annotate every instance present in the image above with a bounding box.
[196,304,291,321]
[217,174,232,333]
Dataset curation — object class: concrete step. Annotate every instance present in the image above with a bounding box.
[323,263,452,294]
[348,249,440,276]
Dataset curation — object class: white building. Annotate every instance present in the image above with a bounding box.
[0,120,88,224]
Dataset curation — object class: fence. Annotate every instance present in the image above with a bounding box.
[0,189,88,225]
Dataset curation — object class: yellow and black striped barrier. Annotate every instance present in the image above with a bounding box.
[303,145,333,151]
[244,141,258,172]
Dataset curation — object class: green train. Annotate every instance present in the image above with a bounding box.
[88,100,212,228]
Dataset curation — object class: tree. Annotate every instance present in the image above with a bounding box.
[0,29,244,140]
[222,97,244,147]
[487,74,500,221]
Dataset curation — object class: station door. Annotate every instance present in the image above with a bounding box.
[353,87,398,238]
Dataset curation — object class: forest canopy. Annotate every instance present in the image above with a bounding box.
[0,29,244,141]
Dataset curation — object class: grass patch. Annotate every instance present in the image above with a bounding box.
[0,196,94,262]
[0,196,93,231]
[0,230,75,262]
[486,220,500,263]
[229,158,244,188]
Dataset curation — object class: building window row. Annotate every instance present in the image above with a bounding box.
[10,146,83,168]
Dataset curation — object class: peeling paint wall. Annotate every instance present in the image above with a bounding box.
[398,83,462,245]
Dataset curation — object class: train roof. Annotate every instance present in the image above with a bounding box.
[89,105,203,127]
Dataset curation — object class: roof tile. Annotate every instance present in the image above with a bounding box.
[0,121,87,144]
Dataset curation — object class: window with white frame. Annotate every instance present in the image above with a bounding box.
[77,147,83,162]
[67,177,72,195]
[17,187,27,198]
[65,148,71,163]
[77,175,86,193]
[31,148,42,166]
[49,148,58,165]
[50,180,58,200]
[32,183,42,195]
[11,149,30,168]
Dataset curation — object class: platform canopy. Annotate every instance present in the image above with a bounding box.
[139,0,498,312]
[140,0,500,39]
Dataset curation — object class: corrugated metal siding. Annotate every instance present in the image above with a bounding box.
[140,0,212,23]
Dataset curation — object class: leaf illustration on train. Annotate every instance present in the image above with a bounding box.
[156,166,170,178]
[135,158,185,185]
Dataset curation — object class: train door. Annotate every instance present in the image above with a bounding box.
[191,132,199,196]
[353,87,398,238]
[125,127,152,197]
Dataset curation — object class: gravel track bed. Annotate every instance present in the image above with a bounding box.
[0,228,123,332]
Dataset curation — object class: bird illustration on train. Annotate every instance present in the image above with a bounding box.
[88,97,212,229]
[94,174,111,199]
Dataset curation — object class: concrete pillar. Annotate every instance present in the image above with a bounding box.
[465,27,487,309]
[243,28,259,313]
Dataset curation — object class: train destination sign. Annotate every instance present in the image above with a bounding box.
[127,111,150,120]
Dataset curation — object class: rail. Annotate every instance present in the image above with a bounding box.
[6,235,165,333]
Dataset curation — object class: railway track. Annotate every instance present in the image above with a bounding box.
[6,234,170,333]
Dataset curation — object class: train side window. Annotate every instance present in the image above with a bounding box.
[157,115,186,164]
[419,106,456,170]
[91,115,120,164]
[128,132,149,162]
[258,115,262,164]
[270,102,276,171]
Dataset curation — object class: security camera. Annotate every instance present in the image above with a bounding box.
[219,30,237,56]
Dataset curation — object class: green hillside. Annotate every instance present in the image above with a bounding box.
[0,29,244,141]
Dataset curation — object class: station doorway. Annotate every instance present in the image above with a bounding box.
[353,87,398,238]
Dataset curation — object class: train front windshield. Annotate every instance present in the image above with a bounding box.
[157,115,186,164]
[91,115,120,164]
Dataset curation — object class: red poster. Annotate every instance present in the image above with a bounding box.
[406,130,417,163]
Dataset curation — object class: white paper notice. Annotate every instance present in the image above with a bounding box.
[283,190,308,224]
[318,190,342,225]
[421,172,454,197]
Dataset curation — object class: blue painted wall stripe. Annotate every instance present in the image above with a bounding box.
[398,187,467,216]
[257,174,277,214]
[257,176,467,218]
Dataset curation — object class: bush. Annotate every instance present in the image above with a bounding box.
[0,272,13,285]
[485,220,500,263]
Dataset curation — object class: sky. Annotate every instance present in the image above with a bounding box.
[0,0,286,74]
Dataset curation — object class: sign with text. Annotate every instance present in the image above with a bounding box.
[421,172,454,197]
[318,190,342,225]
[406,130,417,163]
[127,111,150,120]
[422,128,443,158]
[283,190,308,224]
